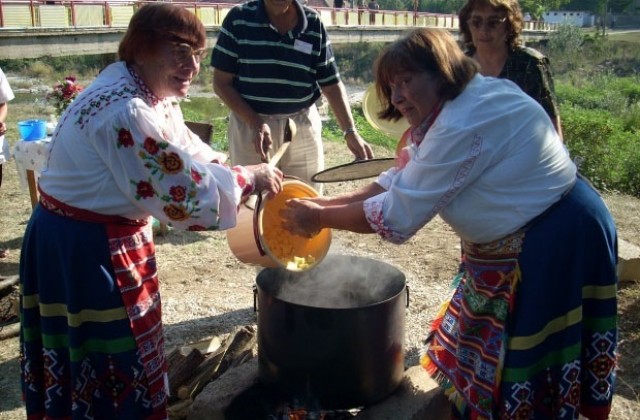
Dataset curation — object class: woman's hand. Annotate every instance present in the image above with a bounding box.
[246,163,283,196]
[280,198,323,238]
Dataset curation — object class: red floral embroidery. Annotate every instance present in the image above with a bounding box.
[144,137,161,155]
[169,186,187,202]
[136,181,155,199]
[118,128,135,148]
[191,168,203,184]
[163,204,190,221]
[232,166,254,196]
[396,146,412,169]
[188,225,206,231]
[158,152,184,175]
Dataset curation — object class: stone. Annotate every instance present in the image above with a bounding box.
[355,365,450,420]
[618,238,640,283]
[187,357,259,420]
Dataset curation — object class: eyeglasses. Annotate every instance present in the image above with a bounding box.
[467,17,507,31]
[171,42,208,64]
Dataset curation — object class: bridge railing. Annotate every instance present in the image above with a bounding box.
[0,0,556,31]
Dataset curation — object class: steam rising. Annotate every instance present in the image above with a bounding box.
[257,255,405,309]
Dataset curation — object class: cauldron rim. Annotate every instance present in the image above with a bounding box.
[255,254,406,310]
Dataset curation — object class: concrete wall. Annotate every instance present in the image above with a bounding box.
[543,10,594,27]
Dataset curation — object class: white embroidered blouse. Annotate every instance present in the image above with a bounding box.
[39,62,253,231]
[364,75,577,244]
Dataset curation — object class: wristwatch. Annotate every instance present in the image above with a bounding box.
[343,127,357,139]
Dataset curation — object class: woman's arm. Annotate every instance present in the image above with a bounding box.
[282,182,385,236]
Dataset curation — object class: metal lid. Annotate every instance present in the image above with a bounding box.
[311,158,396,183]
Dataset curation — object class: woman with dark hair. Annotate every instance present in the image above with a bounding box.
[458,0,563,139]
[281,28,617,419]
[19,3,282,418]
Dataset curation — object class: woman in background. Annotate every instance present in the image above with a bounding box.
[0,66,15,259]
[19,4,282,418]
[458,0,563,139]
[282,28,617,419]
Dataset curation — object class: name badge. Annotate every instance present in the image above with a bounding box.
[293,39,313,55]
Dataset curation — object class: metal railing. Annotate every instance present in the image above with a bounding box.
[0,0,556,31]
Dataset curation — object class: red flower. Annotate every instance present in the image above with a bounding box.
[46,75,84,116]
[191,167,203,184]
[136,181,155,199]
[118,128,135,148]
[169,185,187,202]
[143,137,160,155]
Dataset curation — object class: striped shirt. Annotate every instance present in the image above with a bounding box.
[211,0,340,115]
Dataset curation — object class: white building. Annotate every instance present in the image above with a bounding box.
[543,11,595,27]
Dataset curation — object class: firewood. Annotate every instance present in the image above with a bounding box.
[176,325,256,400]
[229,348,256,368]
[176,349,226,400]
[168,347,206,395]
[213,325,257,380]
[182,336,221,355]
[166,346,184,368]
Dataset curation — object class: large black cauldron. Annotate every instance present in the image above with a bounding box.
[255,254,408,409]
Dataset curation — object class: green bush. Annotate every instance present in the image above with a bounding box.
[562,107,640,196]
[547,24,584,71]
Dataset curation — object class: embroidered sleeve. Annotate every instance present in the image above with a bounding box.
[94,102,242,231]
[363,124,483,244]
[231,165,255,197]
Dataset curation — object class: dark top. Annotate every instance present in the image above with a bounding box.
[211,0,340,115]
[467,46,559,121]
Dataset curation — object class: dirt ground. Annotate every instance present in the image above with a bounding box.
[1,139,639,419]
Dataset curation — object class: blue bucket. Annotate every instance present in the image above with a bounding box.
[18,119,47,141]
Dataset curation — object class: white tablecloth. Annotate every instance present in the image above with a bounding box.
[12,137,51,190]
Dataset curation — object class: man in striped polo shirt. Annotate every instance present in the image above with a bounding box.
[211,0,373,192]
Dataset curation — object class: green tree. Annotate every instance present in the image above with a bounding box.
[420,0,465,13]
[519,0,571,19]
[377,0,406,10]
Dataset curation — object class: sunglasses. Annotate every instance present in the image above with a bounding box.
[171,42,208,64]
[467,17,507,31]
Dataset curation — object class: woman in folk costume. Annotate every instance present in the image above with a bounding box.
[19,3,282,418]
[281,28,617,419]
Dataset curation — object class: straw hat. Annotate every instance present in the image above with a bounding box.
[362,84,410,140]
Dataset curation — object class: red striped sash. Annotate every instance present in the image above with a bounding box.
[38,189,168,417]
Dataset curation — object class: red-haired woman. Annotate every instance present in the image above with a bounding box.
[19,4,282,418]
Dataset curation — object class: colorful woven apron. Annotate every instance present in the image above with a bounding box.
[421,178,618,419]
[20,189,168,419]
